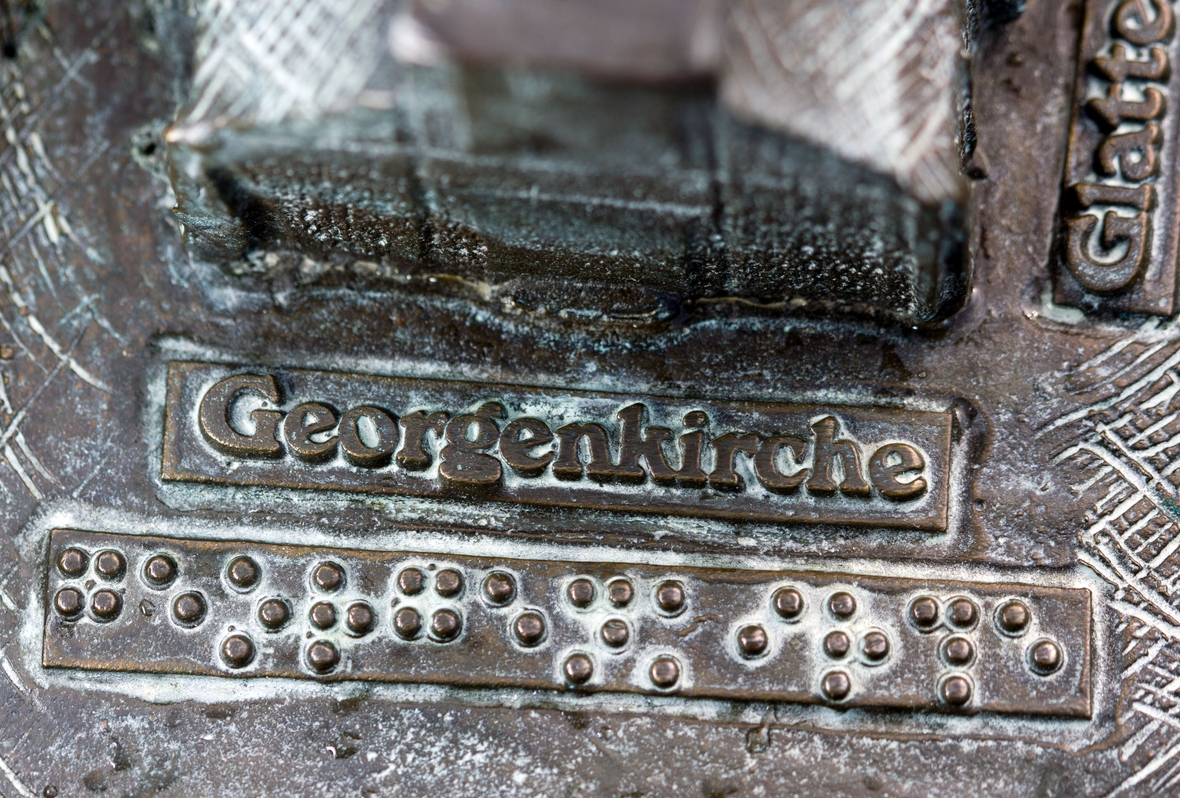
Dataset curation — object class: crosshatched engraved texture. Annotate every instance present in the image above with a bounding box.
[43,529,1092,716]
[161,361,955,529]
[1056,0,1180,314]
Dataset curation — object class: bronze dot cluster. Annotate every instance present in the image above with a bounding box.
[53,547,128,623]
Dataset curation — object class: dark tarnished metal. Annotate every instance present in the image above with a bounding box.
[44,528,1092,716]
[3,0,1180,795]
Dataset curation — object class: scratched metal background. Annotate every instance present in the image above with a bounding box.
[0,0,1178,795]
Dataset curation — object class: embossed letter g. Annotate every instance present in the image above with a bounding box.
[198,374,285,459]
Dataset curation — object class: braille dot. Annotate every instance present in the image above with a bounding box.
[737,625,768,658]
[513,611,546,647]
[91,589,122,621]
[567,578,595,608]
[772,587,804,620]
[258,598,291,631]
[53,587,83,619]
[822,671,851,700]
[601,619,630,648]
[393,607,422,639]
[94,550,125,581]
[435,569,463,598]
[397,567,425,595]
[57,548,87,577]
[948,598,978,628]
[862,631,890,661]
[172,592,205,626]
[309,601,336,630]
[224,557,259,591]
[607,579,633,607]
[483,572,516,605]
[824,630,850,659]
[312,562,344,592]
[564,653,593,685]
[346,602,375,636]
[1030,639,1062,674]
[221,634,255,669]
[431,608,462,641]
[143,555,177,588]
[997,600,1030,634]
[828,591,856,618]
[655,581,685,615]
[307,640,339,673]
[649,656,680,689]
[910,597,940,628]
[943,636,974,665]
[941,675,973,706]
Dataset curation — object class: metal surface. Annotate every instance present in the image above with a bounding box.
[0,0,1179,796]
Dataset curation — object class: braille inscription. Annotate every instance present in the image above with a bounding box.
[312,562,344,593]
[227,556,260,590]
[172,592,206,626]
[397,567,425,596]
[601,619,630,648]
[997,600,1030,635]
[737,625,769,658]
[564,653,593,685]
[483,572,516,606]
[772,587,804,620]
[824,630,851,659]
[42,529,1093,718]
[143,555,177,588]
[822,671,851,701]
[431,609,461,641]
[828,592,856,618]
[54,587,83,619]
[607,579,633,608]
[57,548,87,578]
[94,550,125,581]
[948,598,978,628]
[164,363,955,531]
[649,656,680,689]
[910,596,940,629]
[258,599,291,631]
[345,603,375,636]
[221,634,255,668]
[567,578,595,609]
[393,607,422,639]
[307,640,339,673]
[435,569,463,598]
[513,612,546,647]
[91,589,122,621]
[1030,640,1063,674]
[309,602,336,630]
[941,675,973,706]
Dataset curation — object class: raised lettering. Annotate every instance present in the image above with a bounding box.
[754,435,808,494]
[339,406,398,468]
[439,403,503,486]
[499,417,554,476]
[616,404,674,484]
[806,416,871,497]
[1088,85,1165,129]
[708,433,761,489]
[1065,211,1150,293]
[1114,0,1174,46]
[553,423,628,481]
[397,411,448,471]
[282,402,338,462]
[869,443,928,501]
[1097,122,1161,180]
[198,374,284,459]
[1093,43,1170,82]
[1074,182,1155,211]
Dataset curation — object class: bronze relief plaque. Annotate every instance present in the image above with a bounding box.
[161,361,953,530]
[0,0,1169,795]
